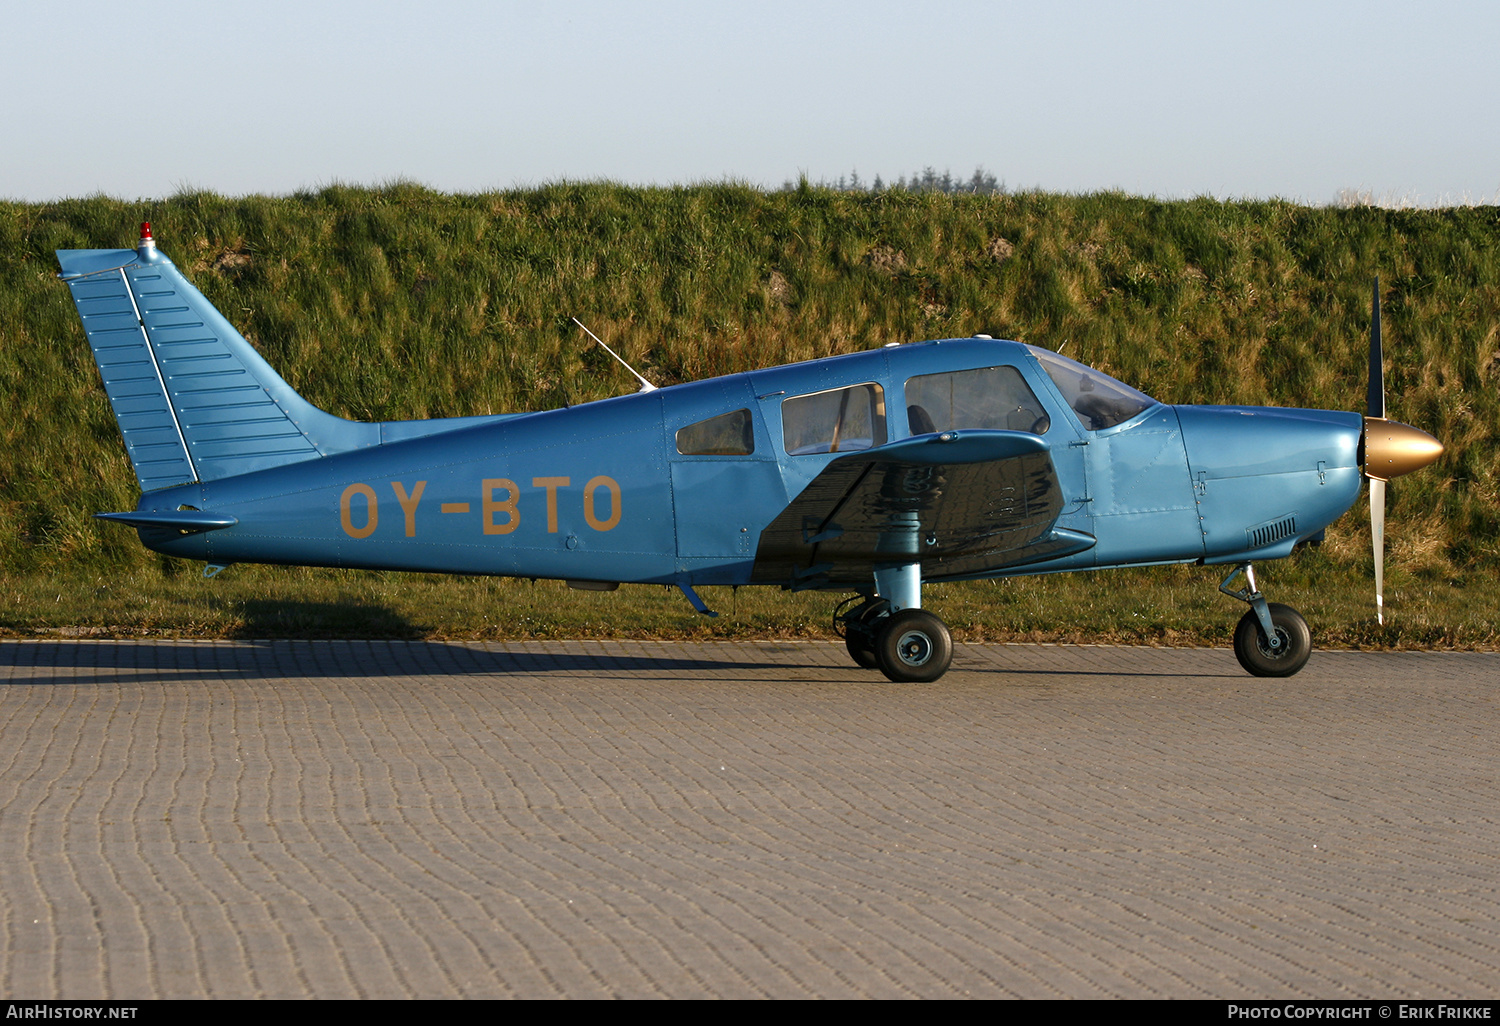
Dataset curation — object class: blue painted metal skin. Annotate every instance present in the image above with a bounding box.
[57,226,1401,681]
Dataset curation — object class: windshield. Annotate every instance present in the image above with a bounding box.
[1026,345,1156,431]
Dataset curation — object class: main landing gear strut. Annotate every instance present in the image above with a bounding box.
[1220,563,1312,677]
[835,562,954,683]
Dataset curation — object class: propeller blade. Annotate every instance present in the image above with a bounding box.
[1369,477,1386,625]
[1367,276,1385,420]
[1359,275,1441,625]
[1368,275,1385,625]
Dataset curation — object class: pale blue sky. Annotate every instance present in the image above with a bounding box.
[5,0,1496,204]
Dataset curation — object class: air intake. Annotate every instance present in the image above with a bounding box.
[1247,515,1298,550]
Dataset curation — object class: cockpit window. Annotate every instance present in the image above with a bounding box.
[781,383,887,455]
[1026,345,1155,431]
[905,365,1050,435]
[676,408,755,455]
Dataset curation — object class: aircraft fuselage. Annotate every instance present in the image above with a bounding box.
[131,339,1364,587]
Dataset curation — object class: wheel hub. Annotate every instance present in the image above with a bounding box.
[1257,627,1290,659]
[896,630,934,666]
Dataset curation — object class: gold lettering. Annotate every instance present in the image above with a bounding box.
[483,479,519,535]
[441,503,470,514]
[532,477,570,533]
[391,481,426,537]
[583,476,622,531]
[340,483,378,539]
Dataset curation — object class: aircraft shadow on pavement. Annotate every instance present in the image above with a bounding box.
[0,635,793,687]
[2,637,1243,688]
[225,598,426,640]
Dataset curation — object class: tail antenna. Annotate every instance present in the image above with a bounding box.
[571,317,657,393]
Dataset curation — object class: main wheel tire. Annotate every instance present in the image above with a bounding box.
[845,628,880,669]
[841,599,889,669]
[874,609,954,683]
[1233,603,1312,677]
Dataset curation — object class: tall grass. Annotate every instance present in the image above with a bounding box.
[2,184,1495,592]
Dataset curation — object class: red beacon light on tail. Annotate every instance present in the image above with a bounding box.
[138,222,155,255]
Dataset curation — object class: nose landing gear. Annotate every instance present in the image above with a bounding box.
[1220,563,1312,677]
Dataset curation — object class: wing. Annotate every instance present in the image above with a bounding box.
[751,430,1095,589]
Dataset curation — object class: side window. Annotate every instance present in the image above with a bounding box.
[905,365,1050,435]
[781,383,887,455]
[676,408,755,455]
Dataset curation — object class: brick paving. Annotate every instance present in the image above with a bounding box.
[0,639,1496,998]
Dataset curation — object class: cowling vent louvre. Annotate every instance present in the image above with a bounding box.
[1247,515,1298,550]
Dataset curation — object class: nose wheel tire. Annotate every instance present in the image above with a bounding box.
[874,609,954,683]
[1233,603,1312,677]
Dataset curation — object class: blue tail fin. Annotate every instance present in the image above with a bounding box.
[57,225,380,492]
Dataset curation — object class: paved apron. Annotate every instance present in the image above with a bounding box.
[1,640,1495,999]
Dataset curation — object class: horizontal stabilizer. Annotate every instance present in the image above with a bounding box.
[94,510,238,533]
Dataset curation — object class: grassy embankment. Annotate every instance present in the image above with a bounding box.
[1,184,1496,646]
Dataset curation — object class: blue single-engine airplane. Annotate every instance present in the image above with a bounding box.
[57,224,1444,682]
